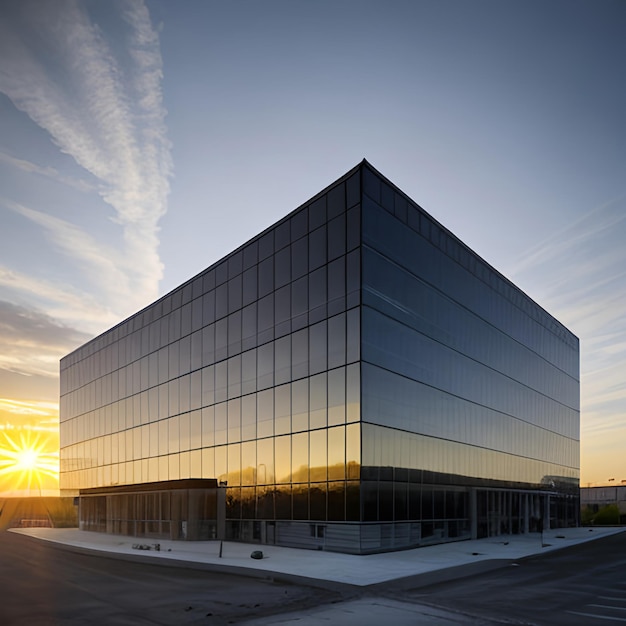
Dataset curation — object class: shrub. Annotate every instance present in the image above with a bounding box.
[582,503,621,526]
[592,504,621,525]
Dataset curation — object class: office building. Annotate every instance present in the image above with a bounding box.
[60,160,580,553]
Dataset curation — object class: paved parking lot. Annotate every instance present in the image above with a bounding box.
[12,525,622,586]
[6,526,625,625]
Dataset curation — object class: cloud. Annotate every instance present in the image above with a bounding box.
[0,266,119,332]
[2,196,135,312]
[0,399,59,433]
[0,300,90,379]
[0,0,172,311]
[0,399,58,417]
[0,150,96,193]
[507,194,626,441]
[507,194,626,280]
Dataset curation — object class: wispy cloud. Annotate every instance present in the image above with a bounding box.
[0,399,58,419]
[0,0,172,312]
[0,398,59,437]
[0,300,90,379]
[507,194,626,280]
[0,266,119,330]
[507,195,626,441]
[2,196,135,314]
[0,150,96,193]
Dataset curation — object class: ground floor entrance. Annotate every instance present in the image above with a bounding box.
[79,479,221,541]
[473,489,579,539]
[77,480,579,552]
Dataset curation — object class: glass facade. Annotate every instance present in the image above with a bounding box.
[60,161,580,553]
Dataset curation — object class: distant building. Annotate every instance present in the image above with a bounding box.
[581,486,626,522]
[60,160,580,553]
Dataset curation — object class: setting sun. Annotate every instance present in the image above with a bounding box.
[16,447,39,471]
[0,430,59,497]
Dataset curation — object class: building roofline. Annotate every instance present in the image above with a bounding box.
[62,159,578,365]
[61,160,363,364]
[360,159,579,348]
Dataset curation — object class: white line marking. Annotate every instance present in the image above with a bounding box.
[590,605,626,612]
[567,610,626,622]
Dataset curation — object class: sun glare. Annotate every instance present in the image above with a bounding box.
[0,431,58,496]
[16,448,39,471]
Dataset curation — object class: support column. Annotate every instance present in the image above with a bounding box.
[523,494,530,533]
[217,486,226,540]
[470,488,477,540]
[506,491,513,535]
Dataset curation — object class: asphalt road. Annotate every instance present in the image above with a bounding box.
[395,529,626,625]
[2,529,625,625]
[0,531,342,625]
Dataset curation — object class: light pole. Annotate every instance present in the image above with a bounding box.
[540,496,546,548]
[608,479,619,524]
[218,480,227,557]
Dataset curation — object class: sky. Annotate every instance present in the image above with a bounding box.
[0,0,624,495]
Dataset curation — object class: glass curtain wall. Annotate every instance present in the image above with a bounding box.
[358,164,580,540]
[60,167,363,538]
[60,160,580,551]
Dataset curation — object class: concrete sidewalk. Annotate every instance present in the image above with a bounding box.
[10,525,624,587]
